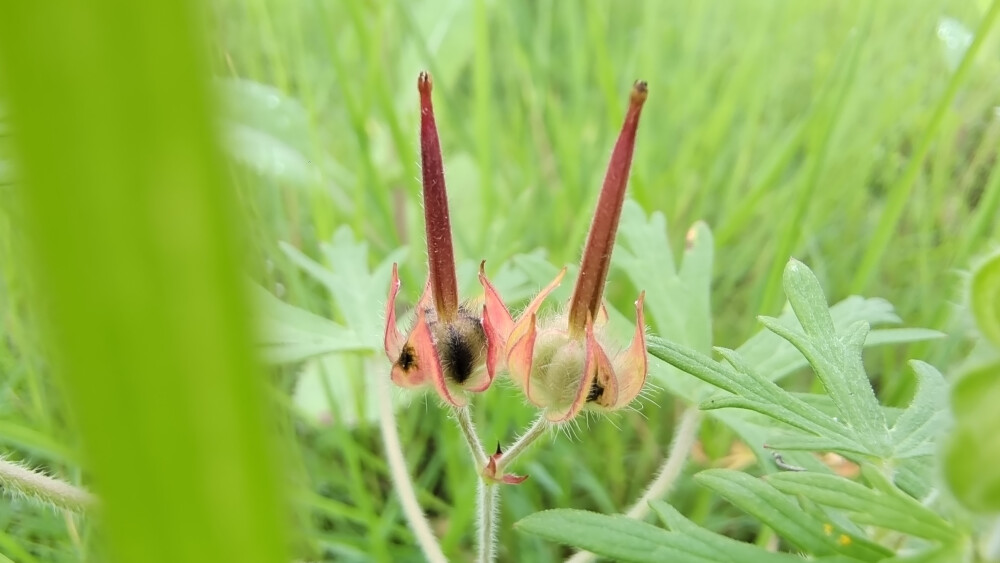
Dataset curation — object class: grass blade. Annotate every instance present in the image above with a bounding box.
[0,3,290,562]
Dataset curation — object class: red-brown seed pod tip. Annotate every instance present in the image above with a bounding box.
[417,71,432,94]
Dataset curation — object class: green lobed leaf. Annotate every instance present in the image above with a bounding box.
[627,216,939,471]
[614,200,713,353]
[649,500,806,563]
[281,227,405,348]
[650,337,865,454]
[763,259,891,456]
[696,469,892,561]
[890,361,950,459]
[715,348,857,440]
[739,295,939,385]
[253,284,367,363]
[515,509,726,563]
[765,472,957,542]
[880,541,966,563]
[653,291,934,413]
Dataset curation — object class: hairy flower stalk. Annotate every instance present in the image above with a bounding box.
[384,72,491,407]
[480,81,650,423]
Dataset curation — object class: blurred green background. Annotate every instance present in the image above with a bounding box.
[1,0,999,561]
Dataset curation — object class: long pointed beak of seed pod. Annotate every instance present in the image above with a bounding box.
[418,72,460,323]
[567,81,648,337]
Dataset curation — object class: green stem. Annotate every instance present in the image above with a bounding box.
[623,408,702,520]
[456,410,551,563]
[376,377,448,563]
[566,408,702,563]
[477,482,499,563]
[450,406,496,561]
[496,413,550,475]
[453,406,487,467]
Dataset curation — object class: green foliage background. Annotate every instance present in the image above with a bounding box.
[1,0,999,561]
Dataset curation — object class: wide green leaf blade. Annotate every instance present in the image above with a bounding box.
[0,3,289,562]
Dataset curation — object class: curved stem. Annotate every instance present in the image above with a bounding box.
[496,413,549,474]
[566,408,702,563]
[476,414,551,563]
[377,377,448,563]
[454,411,549,563]
[453,406,487,467]
[450,406,497,561]
[624,408,701,519]
[0,456,94,513]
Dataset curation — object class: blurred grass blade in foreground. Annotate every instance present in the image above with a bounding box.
[0,3,290,563]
